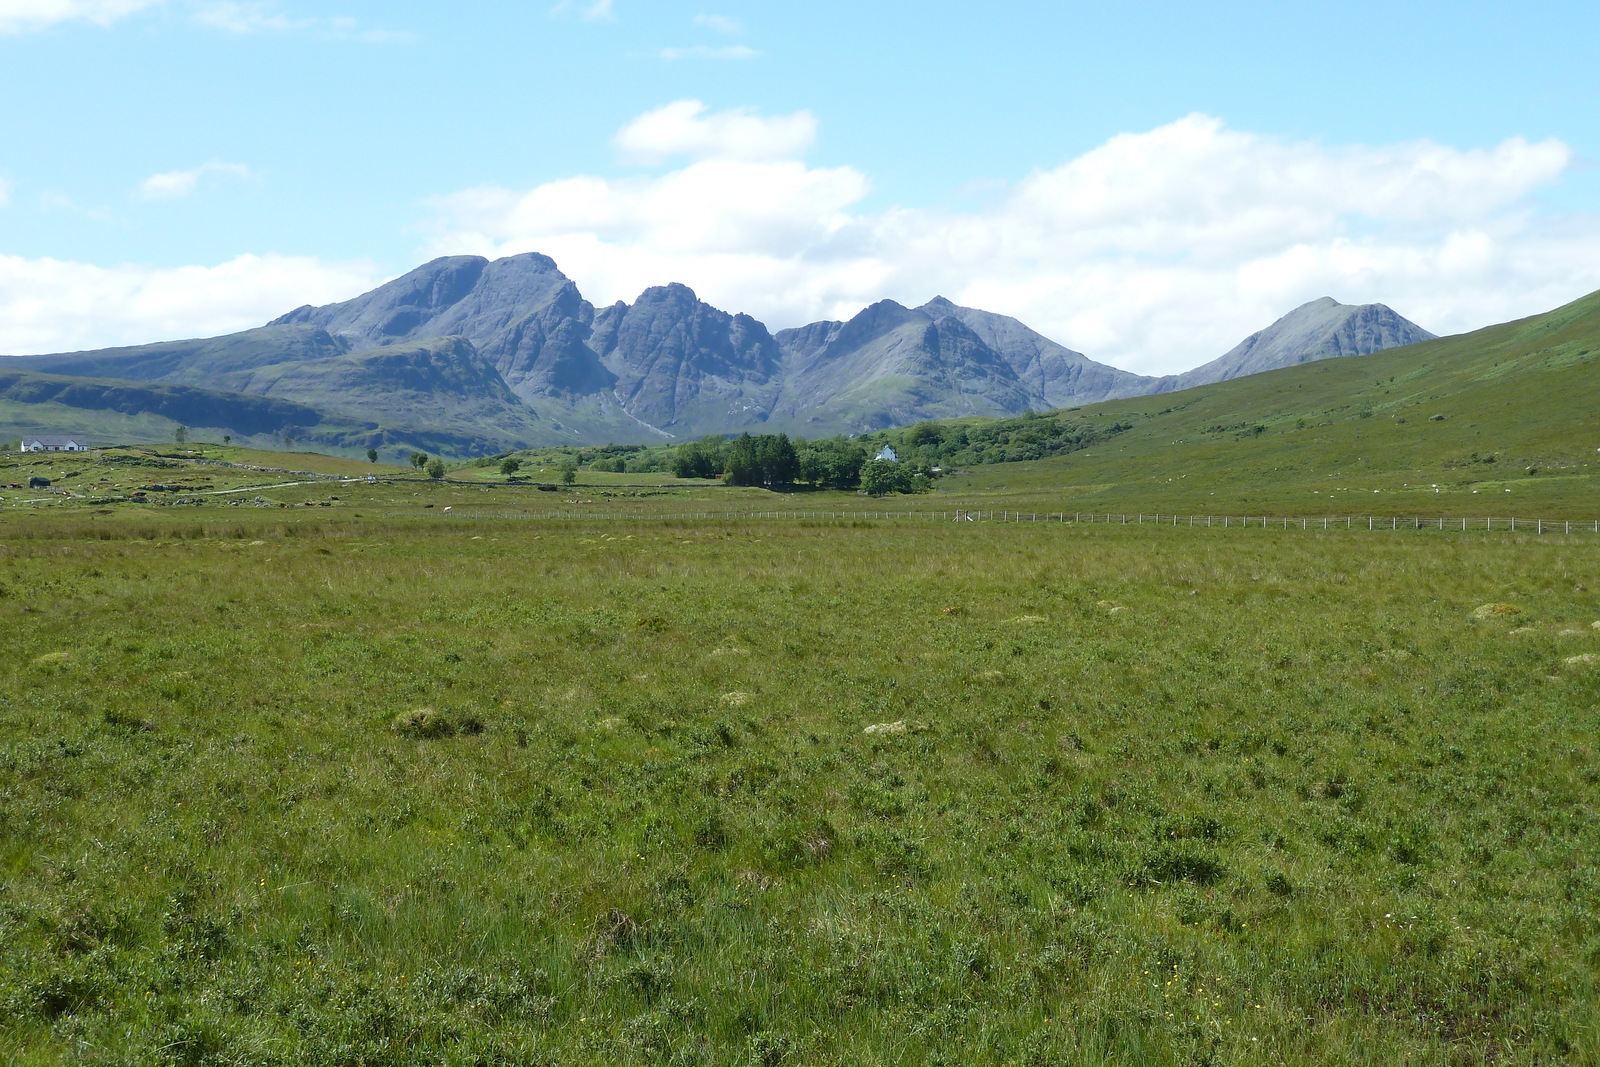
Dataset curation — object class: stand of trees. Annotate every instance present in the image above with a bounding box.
[672,433,880,489]
[798,438,868,488]
[671,437,728,479]
[724,433,799,486]
[866,411,1132,468]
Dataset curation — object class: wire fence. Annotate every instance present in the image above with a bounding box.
[397,508,1600,535]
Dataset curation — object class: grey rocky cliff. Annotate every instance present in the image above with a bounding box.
[915,297,1157,407]
[589,283,782,432]
[1152,298,1435,393]
[771,300,1033,431]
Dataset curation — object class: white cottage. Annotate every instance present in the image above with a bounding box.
[874,445,899,462]
[19,435,89,453]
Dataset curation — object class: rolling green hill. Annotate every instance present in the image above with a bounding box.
[198,336,560,453]
[885,287,1600,517]
[5,326,570,457]
[0,368,336,439]
[0,366,550,461]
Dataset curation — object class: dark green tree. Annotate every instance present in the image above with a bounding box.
[860,459,913,496]
[367,448,379,463]
[905,422,943,448]
[559,460,578,486]
[410,451,428,469]
[499,457,522,476]
[425,456,444,479]
[672,436,727,479]
[757,433,800,485]
[174,425,188,445]
[723,434,762,486]
[798,437,867,488]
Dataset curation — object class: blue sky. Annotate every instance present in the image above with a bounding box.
[3,0,1599,372]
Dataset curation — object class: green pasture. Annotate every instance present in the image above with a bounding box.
[918,289,1600,518]
[2,513,1597,1065]
[2,434,1598,526]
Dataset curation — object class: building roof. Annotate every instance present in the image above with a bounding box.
[21,435,85,446]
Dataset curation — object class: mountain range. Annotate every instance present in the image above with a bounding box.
[0,253,1434,455]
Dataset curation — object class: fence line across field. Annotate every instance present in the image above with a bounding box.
[401,508,1600,534]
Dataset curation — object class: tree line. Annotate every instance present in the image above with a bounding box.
[672,434,932,495]
[863,410,1133,467]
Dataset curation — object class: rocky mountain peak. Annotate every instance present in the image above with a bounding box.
[1153,297,1435,393]
[634,282,702,307]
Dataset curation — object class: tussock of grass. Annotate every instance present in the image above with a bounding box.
[1471,602,1523,620]
[391,706,482,739]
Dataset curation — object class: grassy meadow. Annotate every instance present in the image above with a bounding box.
[2,509,1598,1065]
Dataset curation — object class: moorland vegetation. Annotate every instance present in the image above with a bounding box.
[1,511,1597,1065]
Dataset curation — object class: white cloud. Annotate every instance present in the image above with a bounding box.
[549,0,612,21]
[614,100,814,164]
[136,161,251,200]
[425,109,1600,376]
[659,44,756,61]
[0,1,402,37]
[0,0,161,33]
[188,2,403,39]
[692,12,741,35]
[189,0,293,31]
[0,253,381,355]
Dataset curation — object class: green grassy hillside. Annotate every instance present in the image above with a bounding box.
[892,288,1600,516]
[216,337,563,454]
[2,326,569,457]
[0,369,332,437]
[0,366,547,463]
[0,369,394,458]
